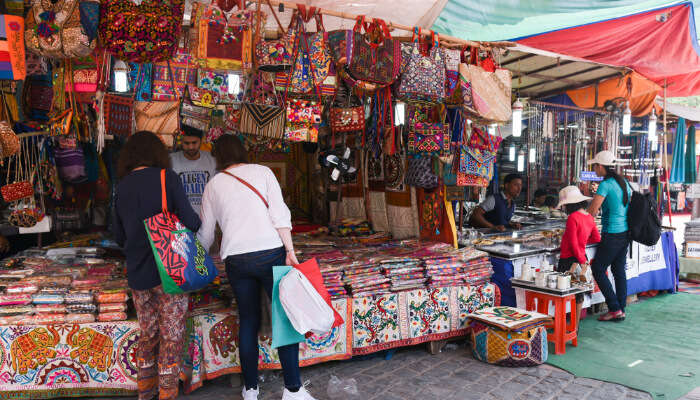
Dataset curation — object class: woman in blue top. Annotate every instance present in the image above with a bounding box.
[587,151,631,322]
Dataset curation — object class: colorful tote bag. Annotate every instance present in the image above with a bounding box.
[152,53,197,101]
[25,0,98,59]
[398,30,446,103]
[408,122,449,156]
[348,17,401,86]
[144,169,218,294]
[195,2,254,70]
[459,146,496,179]
[285,99,321,142]
[471,322,548,367]
[100,0,184,63]
[240,102,285,139]
[0,15,24,80]
[459,63,512,123]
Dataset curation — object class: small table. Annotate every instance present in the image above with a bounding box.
[511,280,591,355]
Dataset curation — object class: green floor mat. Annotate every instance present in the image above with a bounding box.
[546,293,700,400]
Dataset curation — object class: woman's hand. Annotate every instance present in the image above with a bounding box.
[286,251,300,266]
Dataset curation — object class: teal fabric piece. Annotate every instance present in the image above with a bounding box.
[271,266,305,349]
[432,0,698,41]
[596,177,631,233]
[685,125,697,184]
[670,118,687,184]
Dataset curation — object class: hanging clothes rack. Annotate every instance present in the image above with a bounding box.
[260,0,514,49]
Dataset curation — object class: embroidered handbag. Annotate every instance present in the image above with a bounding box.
[186,84,220,108]
[48,109,73,136]
[330,81,364,134]
[240,72,285,139]
[459,146,496,180]
[181,102,211,133]
[256,3,297,72]
[144,169,218,294]
[100,0,184,63]
[0,121,19,158]
[468,126,503,153]
[195,1,254,70]
[103,94,133,137]
[285,99,321,143]
[54,146,87,183]
[273,8,331,95]
[25,0,98,59]
[420,185,444,236]
[347,17,401,86]
[66,56,98,93]
[1,181,33,202]
[134,101,180,146]
[404,156,438,189]
[153,54,197,101]
[224,105,240,131]
[459,63,512,123]
[398,29,446,103]
[408,122,450,157]
[197,69,240,104]
[444,48,462,102]
[471,322,548,367]
[126,62,153,102]
[457,172,489,187]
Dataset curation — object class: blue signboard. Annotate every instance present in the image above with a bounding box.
[580,171,603,182]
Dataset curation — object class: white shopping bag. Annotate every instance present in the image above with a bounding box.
[279,267,335,335]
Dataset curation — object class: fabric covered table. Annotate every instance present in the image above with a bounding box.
[182,283,499,393]
[0,321,139,399]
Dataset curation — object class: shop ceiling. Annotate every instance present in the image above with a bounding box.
[499,47,629,101]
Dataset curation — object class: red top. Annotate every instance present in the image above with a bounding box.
[560,211,601,264]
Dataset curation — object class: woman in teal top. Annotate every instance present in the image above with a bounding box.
[587,151,631,322]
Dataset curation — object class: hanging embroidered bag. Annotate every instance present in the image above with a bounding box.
[25,0,98,60]
[398,29,446,103]
[459,146,496,180]
[408,122,450,157]
[404,156,438,189]
[144,169,218,294]
[347,17,401,86]
[240,73,285,139]
[256,3,297,72]
[99,0,184,63]
[0,121,19,158]
[152,52,197,101]
[103,94,133,137]
[459,61,512,123]
[284,99,321,143]
[195,1,254,70]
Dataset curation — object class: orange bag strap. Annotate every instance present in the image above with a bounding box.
[160,169,168,213]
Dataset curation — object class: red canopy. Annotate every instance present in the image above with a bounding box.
[517,2,700,97]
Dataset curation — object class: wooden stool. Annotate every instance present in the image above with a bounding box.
[524,290,578,355]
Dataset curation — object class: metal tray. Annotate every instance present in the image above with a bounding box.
[510,278,592,296]
[476,243,543,259]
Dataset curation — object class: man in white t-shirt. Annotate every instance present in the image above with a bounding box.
[170,126,217,216]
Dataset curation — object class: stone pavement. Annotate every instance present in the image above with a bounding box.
[166,342,665,400]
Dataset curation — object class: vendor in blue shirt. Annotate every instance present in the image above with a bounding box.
[469,173,523,232]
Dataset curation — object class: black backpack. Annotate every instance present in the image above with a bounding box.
[627,191,661,246]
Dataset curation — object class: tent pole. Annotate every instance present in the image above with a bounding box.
[663,79,674,225]
[263,0,514,48]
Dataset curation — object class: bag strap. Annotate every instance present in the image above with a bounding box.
[221,170,269,208]
[160,169,168,213]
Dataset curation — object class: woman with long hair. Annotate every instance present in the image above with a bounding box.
[113,131,201,400]
[587,151,632,322]
[198,135,316,400]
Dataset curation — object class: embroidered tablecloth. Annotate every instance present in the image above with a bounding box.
[0,321,139,399]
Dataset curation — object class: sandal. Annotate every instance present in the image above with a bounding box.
[598,310,625,322]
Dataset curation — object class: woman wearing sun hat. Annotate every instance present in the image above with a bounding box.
[557,186,601,323]
[586,150,632,322]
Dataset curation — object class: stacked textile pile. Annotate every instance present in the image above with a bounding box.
[424,248,493,288]
[343,261,390,297]
[684,220,700,256]
[0,249,132,325]
[381,258,426,292]
[320,262,347,299]
[335,219,372,237]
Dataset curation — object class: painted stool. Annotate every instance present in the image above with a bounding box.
[524,290,578,355]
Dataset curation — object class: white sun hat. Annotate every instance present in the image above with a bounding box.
[586,150,616,166]
[556,186,592,209]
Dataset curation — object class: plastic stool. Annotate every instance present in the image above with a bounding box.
[524,290,578,355]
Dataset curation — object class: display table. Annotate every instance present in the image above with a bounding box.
[182,283,499,394]
[490,232,679,306]
[0,321,139,399]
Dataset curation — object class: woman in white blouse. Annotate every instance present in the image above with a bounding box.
[198,135,314,400]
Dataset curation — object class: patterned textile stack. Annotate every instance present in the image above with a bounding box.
[343,261,390,297]
[684,220,700,256]
[320,262,347,299]
[381,258,426,292]
[335,218,373,236]
[0,250,132,325]
[424,248,493,288]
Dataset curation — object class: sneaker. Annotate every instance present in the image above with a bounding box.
[242,387,259,400]
[282,387,317,400]
[598,310,625,322]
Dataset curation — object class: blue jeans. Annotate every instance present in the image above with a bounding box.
[225,246,301,391]
[591,232,630,313]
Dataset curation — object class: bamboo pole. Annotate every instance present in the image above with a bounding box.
[263,0,515,49]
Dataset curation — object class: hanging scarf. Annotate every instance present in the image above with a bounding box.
[670,118,686,184]
[685,124,697,184]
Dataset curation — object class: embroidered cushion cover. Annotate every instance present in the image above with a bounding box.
[408,122,450,157]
